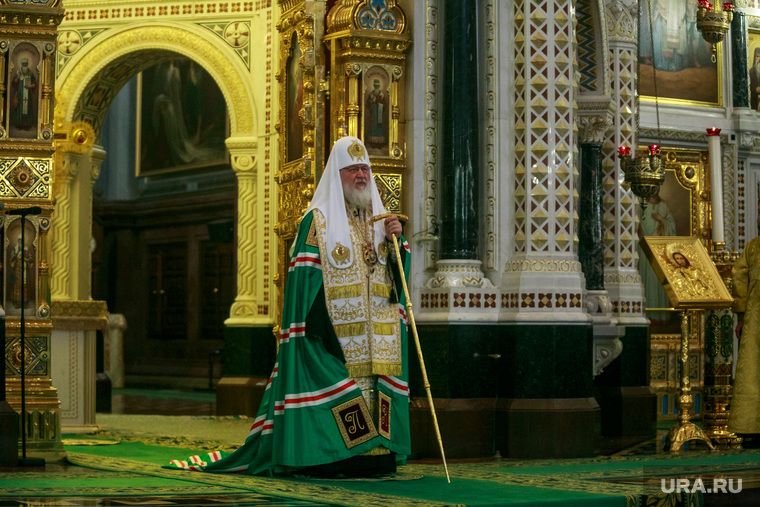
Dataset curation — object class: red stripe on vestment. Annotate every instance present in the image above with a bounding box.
[279,323,306,343]
[289,253,321,271]
[280,379,357,409]
[379,375,408,393]
[248,414,267,434]
[265,363,279,391]
[379,376,409,397]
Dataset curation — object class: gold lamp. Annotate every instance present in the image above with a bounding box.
[618,144,665,209]
[696,1,733,60]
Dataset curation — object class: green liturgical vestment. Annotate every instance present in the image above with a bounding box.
[166,210,411,475]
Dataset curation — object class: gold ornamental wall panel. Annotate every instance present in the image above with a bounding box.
[274,0,327,330]
[0,0,64,457]
[324,0,410,214]
[273,1,412,333]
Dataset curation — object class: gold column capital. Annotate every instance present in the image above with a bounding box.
[226,136,258,174]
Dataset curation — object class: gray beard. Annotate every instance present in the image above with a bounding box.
[343,184,372,210]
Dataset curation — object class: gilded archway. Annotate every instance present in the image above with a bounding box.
[52,23,264,326]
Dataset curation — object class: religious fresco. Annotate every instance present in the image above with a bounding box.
[136,58,228,177]
[639,0,721,106]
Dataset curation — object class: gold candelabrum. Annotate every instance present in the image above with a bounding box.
[618,145,665,208]
[696,1,733,59]
[703,242,743,449]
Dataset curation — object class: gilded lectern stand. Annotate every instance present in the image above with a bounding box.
[640,236,734,453]
[666,310,715,452]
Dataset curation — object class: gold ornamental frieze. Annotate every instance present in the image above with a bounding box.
[0,0,64,35]
[51,299,107,318]
[5,332,51,377]
[278,0,304,16]
[374,172,400,214]
[51,299,109,332]
[0,157,52,198]
[326,0,407,34]
[329,32,410,62]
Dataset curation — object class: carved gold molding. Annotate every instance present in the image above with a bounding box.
[274,2,319,334]
[51,299,108,330]
[324,0,410,218]
[56,25,255,137]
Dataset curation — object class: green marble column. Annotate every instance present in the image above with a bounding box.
[579,142,604,291]
[731,12,749,109]
[440,0,479,260]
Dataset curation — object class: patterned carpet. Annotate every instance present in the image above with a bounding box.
[2,399,760,506]
[2,426,760,506]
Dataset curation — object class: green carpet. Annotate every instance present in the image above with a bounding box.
[15,438,757,506]
[61,441,626,506]
[5,412,758,506]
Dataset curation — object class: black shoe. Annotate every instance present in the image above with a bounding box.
[300,452,396,478]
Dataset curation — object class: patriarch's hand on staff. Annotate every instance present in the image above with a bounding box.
[384,215,402,241]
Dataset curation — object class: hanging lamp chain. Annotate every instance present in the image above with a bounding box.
[647,0,661,140]
[635,0,641,145]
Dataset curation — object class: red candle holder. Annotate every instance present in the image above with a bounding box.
[618,146,631,157]
[706,127,721,136]
[648,144,660,155]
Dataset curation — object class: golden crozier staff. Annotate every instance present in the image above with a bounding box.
[370,212,451,483]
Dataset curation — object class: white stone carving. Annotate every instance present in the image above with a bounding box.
[594,335,624,377]
[425,260,496,289]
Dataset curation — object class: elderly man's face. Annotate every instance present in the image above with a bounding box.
[340,163,371,208]
[674,253,688,267]
[340,164,369,191]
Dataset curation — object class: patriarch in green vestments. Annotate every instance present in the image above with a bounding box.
[167,135,411,476]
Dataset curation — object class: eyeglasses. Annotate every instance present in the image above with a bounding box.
[342,165,370,175]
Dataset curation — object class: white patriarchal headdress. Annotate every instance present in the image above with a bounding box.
[305,136,387,268]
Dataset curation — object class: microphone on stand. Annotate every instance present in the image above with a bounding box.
[6,204,46,467]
